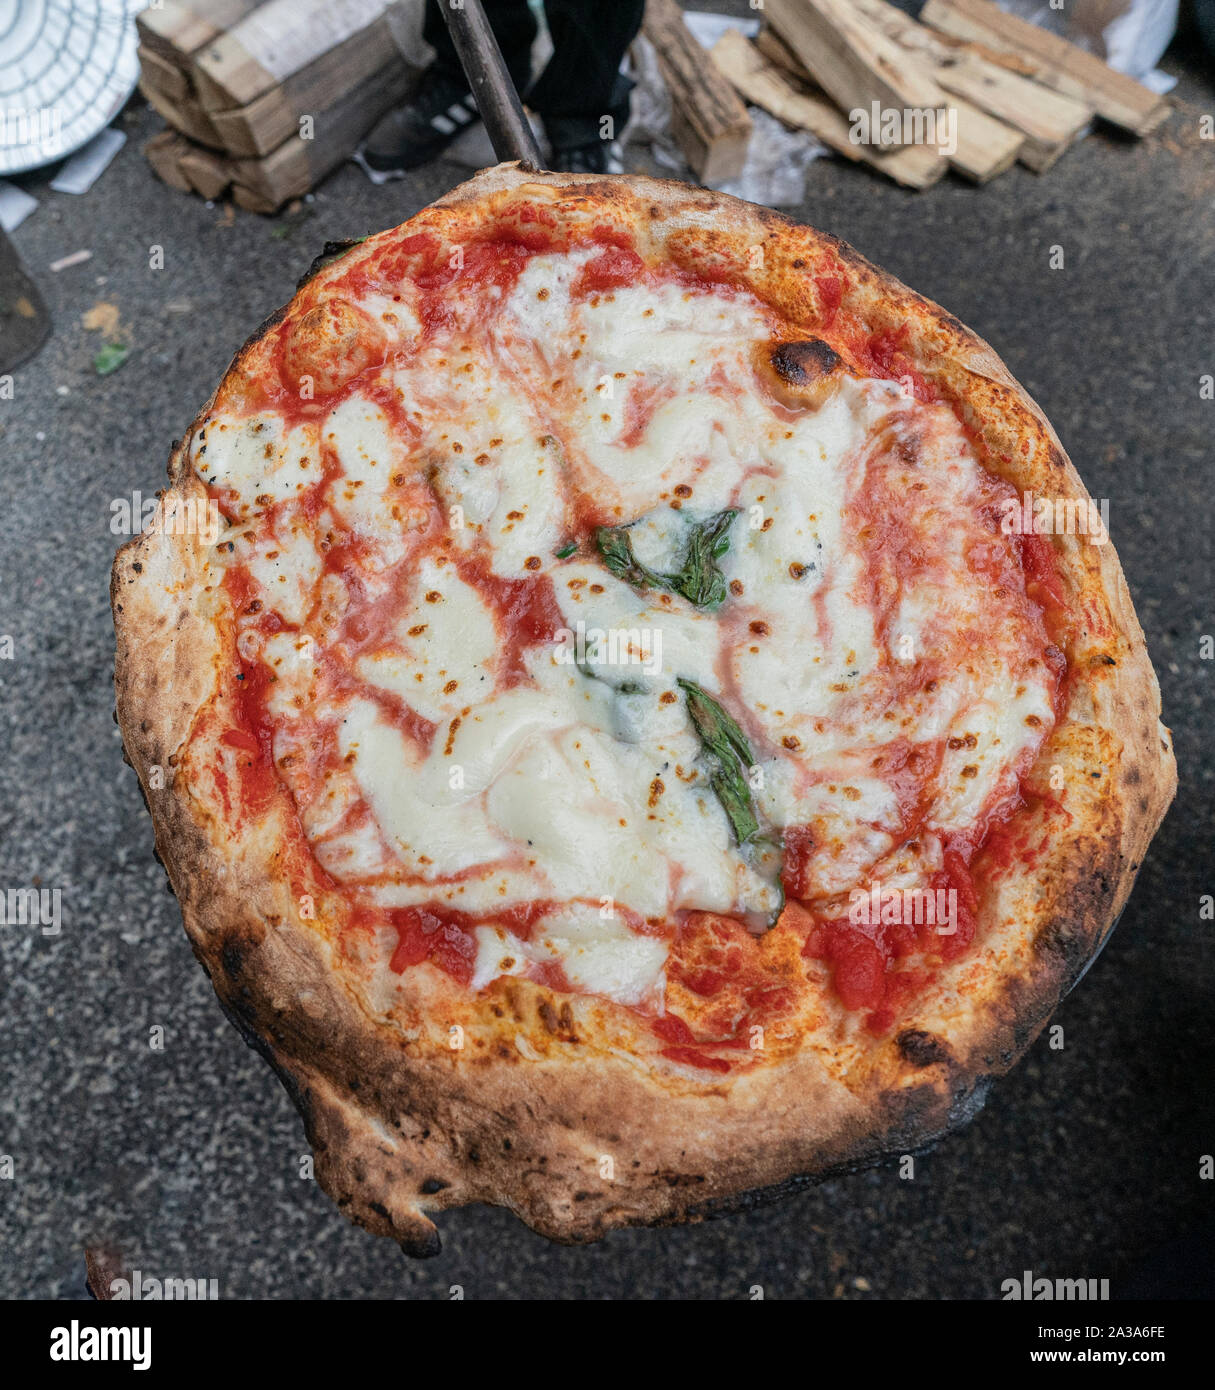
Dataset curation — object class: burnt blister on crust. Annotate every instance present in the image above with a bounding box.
[297,237,369,291]
[896,1028,949,1068]
[771,339,842,386]
[758,338,851,412]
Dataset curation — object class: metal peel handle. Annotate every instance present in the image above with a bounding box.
[439,0,545,170]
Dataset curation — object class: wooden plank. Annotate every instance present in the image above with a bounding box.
[140,78,227,150]
[758,21,1022,183]
[938,89,1023,181]
[642,0,752,182]
[140,0,413,165]
[921,0,1167,134]
[711,30,946,190]
[755,25,813,77]
[231,183,278,214]
[141,42,410,215]
[142,130,194,193]
[933,53,1091,171]
[210,87,291,159]
[190,0,393,112]
[230,54,413,210]
[137,1,267,64]
[205,18,407,158]
[763,0,944,148]
[179,146,232,201]
[848,0,979,70]
[844,0,1038,78]
[768,3,1089,173]
[137,45,192,104]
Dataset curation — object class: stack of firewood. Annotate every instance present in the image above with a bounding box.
[137,0,418,212]
[699,0,1169,190]
[139,0,1172,206]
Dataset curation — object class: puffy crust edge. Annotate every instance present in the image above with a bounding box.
[111,165,1175,1251]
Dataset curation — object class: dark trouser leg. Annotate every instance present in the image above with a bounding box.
[422,0,539,94]
[528,0,645,149]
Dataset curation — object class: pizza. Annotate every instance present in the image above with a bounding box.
[111,165,1175,1253]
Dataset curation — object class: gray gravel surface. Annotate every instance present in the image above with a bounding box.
[0,25,1212,1301]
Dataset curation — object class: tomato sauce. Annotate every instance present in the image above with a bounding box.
[652,912,801,1070]
[574,245,645,297]
[815,273,844,326]
[386,905,480,986]
[850,324,936,403]
[455,557,565,686]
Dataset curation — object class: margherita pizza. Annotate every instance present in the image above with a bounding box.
[111,165,1175,1252]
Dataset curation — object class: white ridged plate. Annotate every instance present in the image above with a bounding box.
[0,0,139,176]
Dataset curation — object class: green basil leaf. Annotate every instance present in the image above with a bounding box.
[594,508,739,610]
[678,679,785,926]
[678,677,754,771]
[711,765,759,844]
[669,509,738,608]
[594,526,668,592]
[678,678,759,842]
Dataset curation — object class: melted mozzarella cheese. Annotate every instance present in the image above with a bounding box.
[723,390,882,755]
[357,557,498,724]
[356,289,421,340]
[531,903,667,1006]
[195,414,318,519]
[469,905,666,1007]
[323,398,420,569]
[931,672,1054,831]
[337,697,509,879]
[258,630,319,719]
[437,404,566,577]
[244,520,321,627]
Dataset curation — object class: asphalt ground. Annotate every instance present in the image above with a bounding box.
[0,21,1212,1301]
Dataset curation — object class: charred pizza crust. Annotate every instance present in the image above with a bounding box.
[111,165,1175,1252]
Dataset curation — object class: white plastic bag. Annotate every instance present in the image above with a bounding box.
[625,18,828,207]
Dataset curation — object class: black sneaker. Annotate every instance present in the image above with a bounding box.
[548,140,623,175]
[362,68,481,173]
